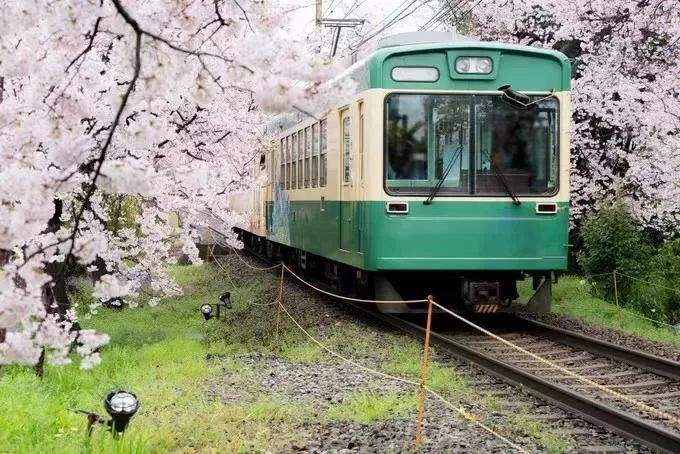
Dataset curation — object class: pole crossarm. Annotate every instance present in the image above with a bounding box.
[320,18,366,26]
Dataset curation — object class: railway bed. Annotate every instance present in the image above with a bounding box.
[357,308,680,453]
[213,245,679,452]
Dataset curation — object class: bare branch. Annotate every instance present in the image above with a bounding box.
[65,17,103,73]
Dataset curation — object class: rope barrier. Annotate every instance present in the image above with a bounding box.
[201,233,679,439]
[585,270,678,330]
[617,272,680,295]
[414,296,434,447]
[207,228,282,271]
[584,271,619,278]
[202,238,525,450]
[282,264,428,305]
[207,239,237,288]
[618,307,676,329]
[431,301,680,426]
[276,299,528,453]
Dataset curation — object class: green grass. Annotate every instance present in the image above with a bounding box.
[0,264,299,453]
[507,413,571,454]
[520,275,680,346]
[3,264,605,453]
[326,390,417,424]
[382,343,471,400]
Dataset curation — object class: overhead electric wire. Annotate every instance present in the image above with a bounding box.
[418,3,449,30]
[418,0,466,31]
[323,0,340,15]
[458,0,484,19]
[359,0,412,38]
[424,7,457,31]
[352,0,428,50]
[342,0,363,18]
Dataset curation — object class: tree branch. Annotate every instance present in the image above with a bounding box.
[65,17,103,73]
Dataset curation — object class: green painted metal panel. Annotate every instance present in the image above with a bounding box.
[366,201,569,271]
[266,200,568,272]
[369,42,571,91]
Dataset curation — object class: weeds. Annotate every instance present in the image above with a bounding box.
[508,413,571,453]
[519,276,680,346]
[326,390,417,424]
[1,262,577,452]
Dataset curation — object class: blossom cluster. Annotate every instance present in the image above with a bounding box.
[0,0,338,367]
[470,0,680,233]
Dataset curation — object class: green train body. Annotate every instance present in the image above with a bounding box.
[229,32,571,312]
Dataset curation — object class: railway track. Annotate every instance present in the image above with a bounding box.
[218,247,680,452]
[359,308,680,453]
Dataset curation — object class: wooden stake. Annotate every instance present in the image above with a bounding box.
[275,266,284,340]
[613,270,622,326]
[414,296,434,448]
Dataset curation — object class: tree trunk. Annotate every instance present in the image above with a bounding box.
[0,248,8,377]
[35,200,73,377]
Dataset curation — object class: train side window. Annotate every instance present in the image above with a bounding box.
[312,123,319,188]
[320,119,327,187]
[341,110,351,185]
[291,133,297,190]
[286,136,291,190]
[304,126,311,188]
[280,139,285,189]
[297,130,303,189]
[359,101,365,185]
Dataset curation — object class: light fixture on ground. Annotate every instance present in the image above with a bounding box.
[199,291,232,320]
[104,390,140,434]
[72,389,139,436]
[219,291,232,309]
[200,303,214,320]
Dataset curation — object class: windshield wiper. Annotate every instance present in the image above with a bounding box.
[424,145,462,205]
[491,162,521,206]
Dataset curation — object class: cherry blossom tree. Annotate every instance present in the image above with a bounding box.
[0,1,342,370]
[467,0,680,236]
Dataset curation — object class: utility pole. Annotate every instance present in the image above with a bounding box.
[315,1,365,57]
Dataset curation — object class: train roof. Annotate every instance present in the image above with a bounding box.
[266,32,571,133]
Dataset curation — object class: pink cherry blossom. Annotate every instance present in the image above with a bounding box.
[0,0,337,367]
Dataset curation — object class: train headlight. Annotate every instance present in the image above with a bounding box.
[455,56,493,74]
[200,304,214,320]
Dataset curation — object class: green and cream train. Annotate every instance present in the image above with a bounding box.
[229,32,571,313]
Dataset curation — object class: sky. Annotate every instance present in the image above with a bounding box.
[281,0,451,58]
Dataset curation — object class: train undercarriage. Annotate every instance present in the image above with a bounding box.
[237,229,553,315]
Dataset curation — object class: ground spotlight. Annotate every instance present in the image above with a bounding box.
[72,389,139,436]
[200,303,214,320]
[219,291,232,309]
[104,390,140,434]
[199,291,232,320]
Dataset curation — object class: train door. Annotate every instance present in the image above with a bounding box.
[357,101,365,253]
[339,108,353,251]
[257,152,266,234]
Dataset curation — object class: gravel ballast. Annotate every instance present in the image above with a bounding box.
[203,253,661,452]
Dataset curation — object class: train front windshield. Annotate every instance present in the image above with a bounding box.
[384,94,559,196]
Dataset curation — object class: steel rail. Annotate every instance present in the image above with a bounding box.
[516,317,680,381]
[354,307,680,454]
[223,244,680,452]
